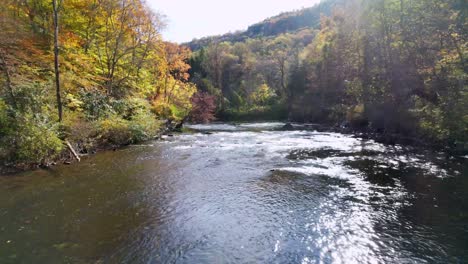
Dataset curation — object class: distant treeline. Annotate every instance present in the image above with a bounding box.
[188,0,467,149]
[187,0,344,51]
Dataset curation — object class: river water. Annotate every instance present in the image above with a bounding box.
[0,122,467,263]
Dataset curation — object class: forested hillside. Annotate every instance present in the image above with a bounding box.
[188,0,467,151]
[0,0,196,167]
[0,0,466,168]
[187,0,343,50]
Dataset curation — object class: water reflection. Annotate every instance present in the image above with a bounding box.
[0,122,467,263]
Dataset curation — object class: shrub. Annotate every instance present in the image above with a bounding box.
[98,110,161,146]
[127,110,161,142]
[0,85,64,166]
[79,89,114,120]
[98,116,133,146]
[10,113,63,165]
[62,111,99,154]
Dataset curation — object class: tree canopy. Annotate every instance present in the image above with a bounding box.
[188,0,467,148]
[0,0,197,166]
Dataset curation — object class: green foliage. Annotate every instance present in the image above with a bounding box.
[0,110,63,165]
[0,81,64,166]
[229,90,245,110]
[220,103,288,121]
[98,116,134,146]
[189,0,467,149]
[97,99,161,146]
[189,30,306,118]
[187,0,338,50]
[79,89,114,120]
[62,111,98,153]
[251,84,276,106]
[0,0,197,167]
[13,82,55,115]
[168,104,187,121]
[127,110,162,142]
[98,110,161,146]
[13,114,64,164]
[0,100,11,137]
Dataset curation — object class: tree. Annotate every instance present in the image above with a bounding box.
[190,92,217,123]
[52,0,62,122]
[0,0,204,166]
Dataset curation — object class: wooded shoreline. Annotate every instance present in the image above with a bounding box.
[0,119,185,175]
[2,119,466,176]
[0,0,466,173]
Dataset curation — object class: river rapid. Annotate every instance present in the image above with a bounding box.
[0,122,467,263]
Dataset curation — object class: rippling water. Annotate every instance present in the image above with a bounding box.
[0,122,467,263]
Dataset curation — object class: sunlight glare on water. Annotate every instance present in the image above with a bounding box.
[0,122,467,263]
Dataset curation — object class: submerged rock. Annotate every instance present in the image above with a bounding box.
[282,123,294,130]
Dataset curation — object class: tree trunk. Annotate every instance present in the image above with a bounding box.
[52,0,62,122]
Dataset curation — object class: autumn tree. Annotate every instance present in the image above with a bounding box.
[52,0,62,121]
[0,0,203,166]
[190,92,217,123]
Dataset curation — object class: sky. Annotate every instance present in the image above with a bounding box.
[147,0,321,43]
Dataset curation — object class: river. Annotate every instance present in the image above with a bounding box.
[0,122,467,263]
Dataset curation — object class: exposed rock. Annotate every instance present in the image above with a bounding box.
[282,123,294,130]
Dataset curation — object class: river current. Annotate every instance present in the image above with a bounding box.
[0,122,467,263]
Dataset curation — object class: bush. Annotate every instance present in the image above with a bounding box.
[79,89,114,120]
[98,116,133,146]
[151,97,190,121]
[62,111,99,154]
[2,113,64,165]
[127,110,162,142]
[98,110,161,146]
[0,85,64,166]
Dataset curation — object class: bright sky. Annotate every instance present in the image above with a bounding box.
[147,0,321,43]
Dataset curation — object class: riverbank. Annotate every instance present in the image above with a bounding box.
[286,121,467,157]
[328,125,467,156]
[0,119,185,175]
[2,119,465,176]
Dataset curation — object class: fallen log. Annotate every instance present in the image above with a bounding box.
[65,140,81,162]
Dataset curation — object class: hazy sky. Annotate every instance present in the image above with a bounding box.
[147,0,321,43]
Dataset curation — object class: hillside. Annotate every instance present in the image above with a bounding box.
[187,0,467,150]
[186,0,342,50]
